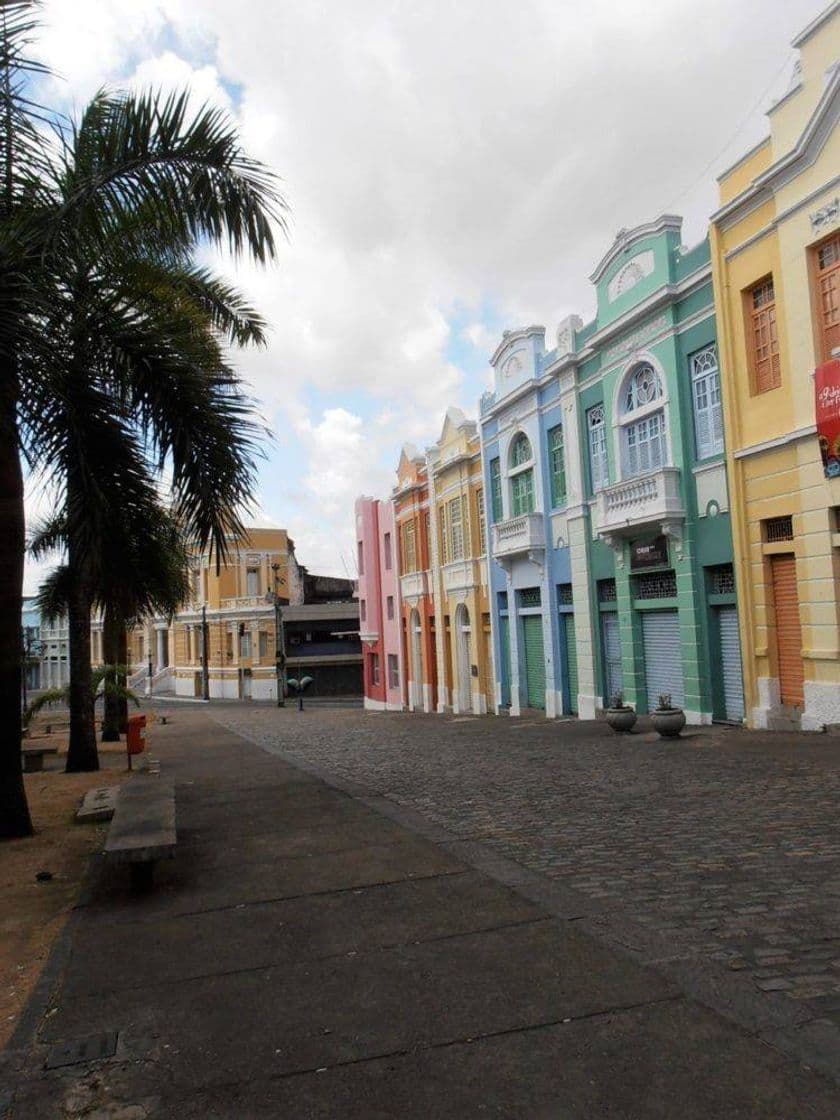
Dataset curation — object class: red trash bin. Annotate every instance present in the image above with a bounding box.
[126,715,147,768]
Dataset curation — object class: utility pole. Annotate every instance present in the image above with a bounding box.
[201,602,210,701]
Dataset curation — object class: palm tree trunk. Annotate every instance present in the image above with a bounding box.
[0,382,32,838]
[64,542,98,772]
[118,627,129,735]
[101,602,121,741]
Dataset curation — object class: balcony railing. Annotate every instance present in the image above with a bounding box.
[220,596,269,610]
[491,512,545,560]
[400,570,429,601]
[595,467,684,536]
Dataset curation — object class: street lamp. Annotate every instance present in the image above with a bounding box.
[267,562,287,708]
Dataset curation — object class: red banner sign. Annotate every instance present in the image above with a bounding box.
[816,358,840,478]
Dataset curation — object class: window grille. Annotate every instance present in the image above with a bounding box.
[624,364,663,412]
[557,583,574,606]
[510,432,532,466]
[708,565,735,595]
[520,588,541,608]
[635,570,677,599]
[764,515,793,542]
[588,405,609,492]
[598,578,617,602]
[691,345,724,459]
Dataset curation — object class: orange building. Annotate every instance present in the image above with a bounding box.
[393,445,437,711]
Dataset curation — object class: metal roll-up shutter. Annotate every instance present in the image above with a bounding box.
[522,615,546,710]
[563,614,578,714]
[500,615,511,708]
[770,554,804,707]
[601,612,622,704]
[641,610,684,711]
[717,607,744,721]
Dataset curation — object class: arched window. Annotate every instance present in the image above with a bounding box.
[620,363,668,478]
[624,364,663,412]
[508,432,535,516]
[510,432,532,467]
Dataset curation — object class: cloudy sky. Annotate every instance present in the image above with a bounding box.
[25,0,821,589]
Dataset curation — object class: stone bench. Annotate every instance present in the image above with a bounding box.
[104,778,176,890]
[21,746,58,773]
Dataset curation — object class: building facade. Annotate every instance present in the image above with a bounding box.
[427,408,494,714]
[481,217,744,724]
[480,331,577,716]
[21,598,43,693]
[394,445,437,712]
[355,495,404,710]
[710,2,840,730]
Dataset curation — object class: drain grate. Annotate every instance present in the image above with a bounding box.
[45,1031,119,1070]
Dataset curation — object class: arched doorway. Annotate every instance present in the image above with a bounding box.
[410,608,423,711]
[455,603,472,713]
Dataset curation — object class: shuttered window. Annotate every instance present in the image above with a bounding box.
[400,521,417,573]
[588,405,609,492]
[691,345,724,459]
[548,425,566,507]
[624,410,666,477]
[510,469,535,515]
[489,458,503,522]
[816,234,840,362]
[749,278,781,393]
[476,488,485,554]
[448,496,465,560]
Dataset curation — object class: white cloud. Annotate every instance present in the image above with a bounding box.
[32,0,817,580]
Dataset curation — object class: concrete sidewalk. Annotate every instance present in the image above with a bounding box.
[4,710,840,1118]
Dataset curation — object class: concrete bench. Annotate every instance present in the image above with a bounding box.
[21,746,58,773]
[104,779,176,890]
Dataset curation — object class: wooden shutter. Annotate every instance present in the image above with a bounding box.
[770,554,804,707]
[817,234,840,362]
[750,279,781,393]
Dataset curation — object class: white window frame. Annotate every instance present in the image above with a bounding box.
[615,359,671,481]
[623,410,667,476]
[690,345,723,459]
[448,497,464,560]
[588,405,609,492]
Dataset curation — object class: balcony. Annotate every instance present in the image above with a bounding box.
[400,569,429,603]
[595,467,684,538]
[220,596,270,610]
[491,512,545,561]
[442,558,481,594]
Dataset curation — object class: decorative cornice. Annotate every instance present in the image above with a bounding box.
[732,424,817,460]
[589,214,682,284]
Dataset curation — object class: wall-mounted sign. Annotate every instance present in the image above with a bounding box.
[630,535,669,570]
[815,358,840,478]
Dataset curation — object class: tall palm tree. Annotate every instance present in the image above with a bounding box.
[1,3,286,836]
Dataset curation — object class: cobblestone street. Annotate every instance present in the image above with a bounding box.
[215,706,840,1024]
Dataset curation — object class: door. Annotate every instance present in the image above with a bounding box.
[601,611,623,705]
[456,604,472,712]
[770,554,804,707]
[499,615,511,707]
[521,615,546,711]
[241,670,252,701]
[563,614,578,714]
[816,232,840,360]
[410,608,423,710]
[717,607,744,721]
[641,611,684,711]
[194,670,203,698]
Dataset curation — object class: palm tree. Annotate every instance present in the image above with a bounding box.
[31,501,192,747]
[0,3,286,836]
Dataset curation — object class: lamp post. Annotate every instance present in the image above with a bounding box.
[201,603,210,701]
[269,562,286,707]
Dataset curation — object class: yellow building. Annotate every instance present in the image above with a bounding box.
[710,2,840,729]
[427,408,494,713]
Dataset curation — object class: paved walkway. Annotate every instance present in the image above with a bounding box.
[4,707,840,1117]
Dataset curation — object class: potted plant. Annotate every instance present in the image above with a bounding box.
[651,693,686,738]
[604,691,637,733]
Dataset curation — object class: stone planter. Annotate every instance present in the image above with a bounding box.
[604,706,637,733]
[651,707,686,738]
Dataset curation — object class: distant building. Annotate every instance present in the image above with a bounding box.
[21,597,43,692]
[111,527,361,701]
[23,597,70,691]
[355,495,404,710]
[394,445,437,712]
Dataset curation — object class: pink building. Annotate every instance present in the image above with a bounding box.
[354,496,403,711]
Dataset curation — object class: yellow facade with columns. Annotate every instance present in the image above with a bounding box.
[427,408,494,714]
[710,1,840,729]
